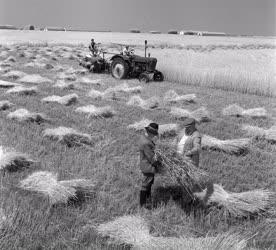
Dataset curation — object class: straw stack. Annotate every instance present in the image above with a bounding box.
[0,146,36,172]
[201,135,251,155]
[194,184,276,217]
[97,215,248,250]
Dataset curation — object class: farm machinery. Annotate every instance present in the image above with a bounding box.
[79,40,164,83]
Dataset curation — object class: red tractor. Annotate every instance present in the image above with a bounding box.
[79,40,164,83]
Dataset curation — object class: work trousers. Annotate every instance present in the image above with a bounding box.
[141,173,154,192]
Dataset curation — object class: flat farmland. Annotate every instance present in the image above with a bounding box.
[0,31,275,249]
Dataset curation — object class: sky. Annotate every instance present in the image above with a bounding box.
[0,0,275,36]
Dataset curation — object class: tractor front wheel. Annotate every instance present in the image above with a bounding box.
[139,72,150,83]
[111,58,129,79]
[153,71,164,82]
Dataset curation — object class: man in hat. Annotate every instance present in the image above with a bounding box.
[175,118,201,167]
[138,122,161,209]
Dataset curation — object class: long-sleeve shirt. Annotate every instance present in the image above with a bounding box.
[138,135,159,174]
[176,129,201,167]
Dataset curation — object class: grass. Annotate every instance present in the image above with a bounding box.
[0,41,275,249]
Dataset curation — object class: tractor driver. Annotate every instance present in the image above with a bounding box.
[89,38,97,56]
[122,45,134,56]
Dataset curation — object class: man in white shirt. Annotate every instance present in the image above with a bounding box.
[175,118,201,167]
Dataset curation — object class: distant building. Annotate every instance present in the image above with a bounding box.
[179,30,226,36]
[168,30,178,34]
[202,31,226,36]
[0,25,17,30]
[149,30,161,34]
[23,25,35,30]
[44,26,66,31]
[130,29,141,33]
[179,30,198,35]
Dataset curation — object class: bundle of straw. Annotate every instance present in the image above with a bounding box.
[75,105,116,118]
[0,146,36,172]
[57,72,77,81]
[163,90,196,104]
[201,135,251,155]
[222,104,244,117]
[242,124,276,143]
[53,80,77,90]
[242,108,267,118]
[78,78,102,86]
[87,89,104,99]
[97,215,248,250]
[7,109,48,123]
[194,184,276,217]
[0,80,21,88]
[127,95,160,110]
[155,142,208,199]
[24,61,47,69]
[41,93,78,106]
[0,100,14,111]
[19,74,53,84]
[222,104,267,118]
[19,171,76,204]
[6,86,38,95]
[159,124,180,138]
[127,118,152,131]
[170,107,211,123]
[59,179,96,201]
[5,56,16,62]
[104,83,142,95]
[43,126,93,147]
[0,51,8,58]
[2,70,27,80]
[127,119,179,138]
[59,179,95,195]
[143,96,160,110]
[97,215,151,246]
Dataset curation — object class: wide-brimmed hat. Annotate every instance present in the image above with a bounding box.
[145,122,159,135]
[183,118,196,127]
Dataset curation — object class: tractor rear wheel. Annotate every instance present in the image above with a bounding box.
[153,71,164,82]
[139,72,150,83]
[111,58,129,79]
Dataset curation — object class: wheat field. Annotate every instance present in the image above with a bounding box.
[1,30,276,96]
[0,31,275,249]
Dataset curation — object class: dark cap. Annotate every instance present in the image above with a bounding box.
[183,118,196,127]
[145,122,159,135]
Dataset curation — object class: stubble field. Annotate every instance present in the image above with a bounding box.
[0,31,275,249]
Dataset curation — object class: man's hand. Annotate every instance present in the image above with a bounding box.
[152,160,161,169]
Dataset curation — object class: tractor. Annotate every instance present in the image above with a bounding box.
[79,40,164,83]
